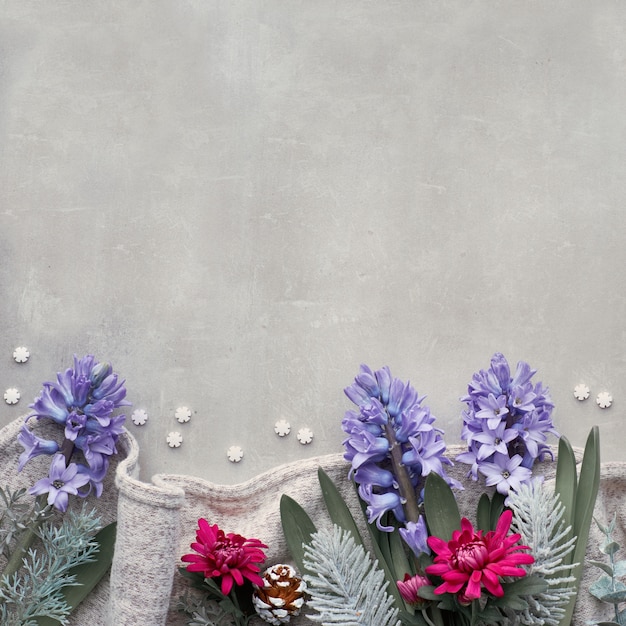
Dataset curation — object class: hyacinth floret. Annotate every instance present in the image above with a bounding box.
[342,364,459,538]
[457,353,558,494]
[18,355,130,509]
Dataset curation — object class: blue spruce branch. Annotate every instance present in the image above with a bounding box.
[303,524,401,626]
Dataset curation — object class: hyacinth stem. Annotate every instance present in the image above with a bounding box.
[421,608,438,626]
[60,437,76,465]
[384,422,420,524]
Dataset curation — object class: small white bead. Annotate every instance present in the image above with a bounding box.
[573,384,590,401]
[297,427,314,445]
[227,445,244,462]
[175,406,191,423]
[131,409,149,426]
[167,431,183,447]
[13,347,30,363]
[596,391,613,409]
[274,419,291,437]
[4,388,20,404]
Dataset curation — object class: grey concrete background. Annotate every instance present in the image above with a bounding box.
[1,2,624,484]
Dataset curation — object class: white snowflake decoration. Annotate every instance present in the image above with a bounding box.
[297,427,314,445]
[131,409,149,426]
[227,445,244,463]
[596,391,613,409]
[274,419,291,437]
[4,388,20,405]
[13,347,30,363]
[573,383,590,401]
[167,431,183,447]
[175,406,191,423]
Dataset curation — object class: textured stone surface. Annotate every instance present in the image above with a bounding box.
[1,2,624,483]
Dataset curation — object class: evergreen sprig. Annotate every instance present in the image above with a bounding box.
[0,507,102,625]
[303,524,401,626]
[0,486,52,561]
[507,482,577,625]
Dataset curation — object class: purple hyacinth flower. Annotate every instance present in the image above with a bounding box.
[65,411,88,441]
[21,355,130,506]
[508,385,537,413]
[353,464,395,489]
[399,516,430,557]
[490,352,511,391]
[359,484,405,531]
[472,421,518,461]
[458,353,559,492]
[29,454,91,512]
[343,428,390,472]
[478,453,533,495]
[475,393,509,430]
[29,386,69,425]
[17,426,60,470]
[343,364,455,531]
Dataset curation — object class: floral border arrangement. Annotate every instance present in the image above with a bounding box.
[177,353,613,626]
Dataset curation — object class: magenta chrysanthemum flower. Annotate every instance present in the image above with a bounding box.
[425,509,533,601]
[397,573,432,606]
[181,519,267,595]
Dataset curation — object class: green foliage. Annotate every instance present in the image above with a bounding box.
[0,507,103,626]
[177,592,237,626]
[178,567,257,625]
[303,524,401,626]
[317,468,365,550]
[279,494,317,575]
[588,515,626,626]
[0,487,52,561]
[423,471,461,542]
[36,522,117,626]
[553,427,601,626]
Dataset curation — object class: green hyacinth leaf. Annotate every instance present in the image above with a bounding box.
[35,522,117,626]
[501,574,549,597]
[317,467,365,549]
[559,426,601,626]
[489,492,506,531]
[423,471,461,542]
[554,435,577,554]
[476,493,491,532]
[573,426,600,559]
[388,520,412,582]
[280,494,317,575]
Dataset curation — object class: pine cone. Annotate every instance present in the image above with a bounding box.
[252,564,307,625]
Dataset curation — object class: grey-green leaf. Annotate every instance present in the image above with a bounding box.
[35,521,117,626]
[423,472,461,542]
[279,494,317,575]
[317,467,365,549]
